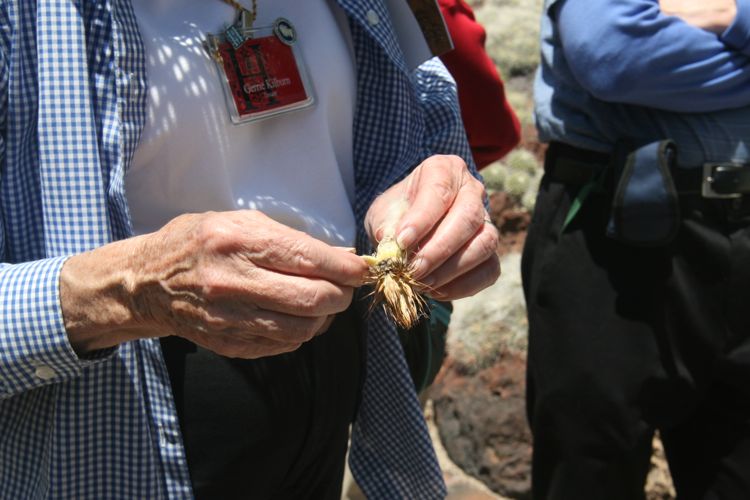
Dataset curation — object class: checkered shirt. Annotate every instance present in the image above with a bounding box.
[0,0,476,498]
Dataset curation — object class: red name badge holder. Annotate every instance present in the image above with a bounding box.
[205,15,315,124]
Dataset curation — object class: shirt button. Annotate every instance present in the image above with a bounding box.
[34,365,57,381]
[366,9,379,26]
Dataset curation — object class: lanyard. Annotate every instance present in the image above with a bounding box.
[218,0,257,28]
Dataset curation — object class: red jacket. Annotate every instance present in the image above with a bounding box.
[438,0,521,168]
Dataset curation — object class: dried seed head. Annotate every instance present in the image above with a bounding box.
[363,237,426,329]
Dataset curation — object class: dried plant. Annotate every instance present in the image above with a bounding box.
[362,198,427,329]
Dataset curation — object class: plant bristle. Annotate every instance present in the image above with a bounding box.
[366,255,426,329]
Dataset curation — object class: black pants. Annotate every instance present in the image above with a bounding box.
[160,305,365,500]
[522,155,750,500]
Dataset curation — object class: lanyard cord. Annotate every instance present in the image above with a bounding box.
[218,0,257,24]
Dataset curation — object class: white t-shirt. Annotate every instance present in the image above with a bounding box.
[127,0,357,247]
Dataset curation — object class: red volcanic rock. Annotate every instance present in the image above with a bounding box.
[431,352,532,499]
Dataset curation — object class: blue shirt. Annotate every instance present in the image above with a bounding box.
[0,1,474,498]
[535,0,750,166]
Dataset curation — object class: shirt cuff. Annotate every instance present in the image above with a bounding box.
[0,257,117,399]
[721,0,750,54]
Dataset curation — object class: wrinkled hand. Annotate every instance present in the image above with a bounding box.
[660,0,737,33]
[365,155,501,301]
[62,210,367,358]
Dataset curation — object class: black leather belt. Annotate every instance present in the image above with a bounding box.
[546,141,750,199]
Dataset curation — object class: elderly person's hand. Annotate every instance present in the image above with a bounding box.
[60,210,368,358]
[365,155,501,301]
[659,0,737,33]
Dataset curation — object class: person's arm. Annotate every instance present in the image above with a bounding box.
[0,196,369,402]
[0,257,117,399]
[722,0,750,54]
[365,58,500,302]
[412,58,475,169]
[0,209,367,401]
[0,45,104,399]
[556,0,750,112]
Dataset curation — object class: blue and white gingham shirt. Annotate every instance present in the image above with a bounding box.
[0,1,475,498]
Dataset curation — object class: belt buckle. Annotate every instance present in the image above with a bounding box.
[701,163,743,199]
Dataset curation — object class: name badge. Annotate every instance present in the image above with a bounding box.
[205,18,315,124]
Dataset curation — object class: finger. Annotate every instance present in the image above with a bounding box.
[194,211,368,287]
[181,258,357,317]
[225,309,330,344]
[230,340,303,359]
[239,215,369,287]
[185,331,303,359]
[418,222,499,289]
[393,156,469,250]
[366,189,401,243]
[334,246,357,254]
[425,254,501,301]
[314,314,336,337]
[409,179,488,279]
[227,268,357,317]
[255,237,368,288]
[171,295,331,343]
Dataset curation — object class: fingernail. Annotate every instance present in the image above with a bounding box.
[396,227,417,249]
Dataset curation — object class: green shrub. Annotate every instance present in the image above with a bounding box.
[480,148,543,210]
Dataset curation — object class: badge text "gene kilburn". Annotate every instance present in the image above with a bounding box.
[244,77,292,94]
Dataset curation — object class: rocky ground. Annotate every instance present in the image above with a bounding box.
[430,207,531,499]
